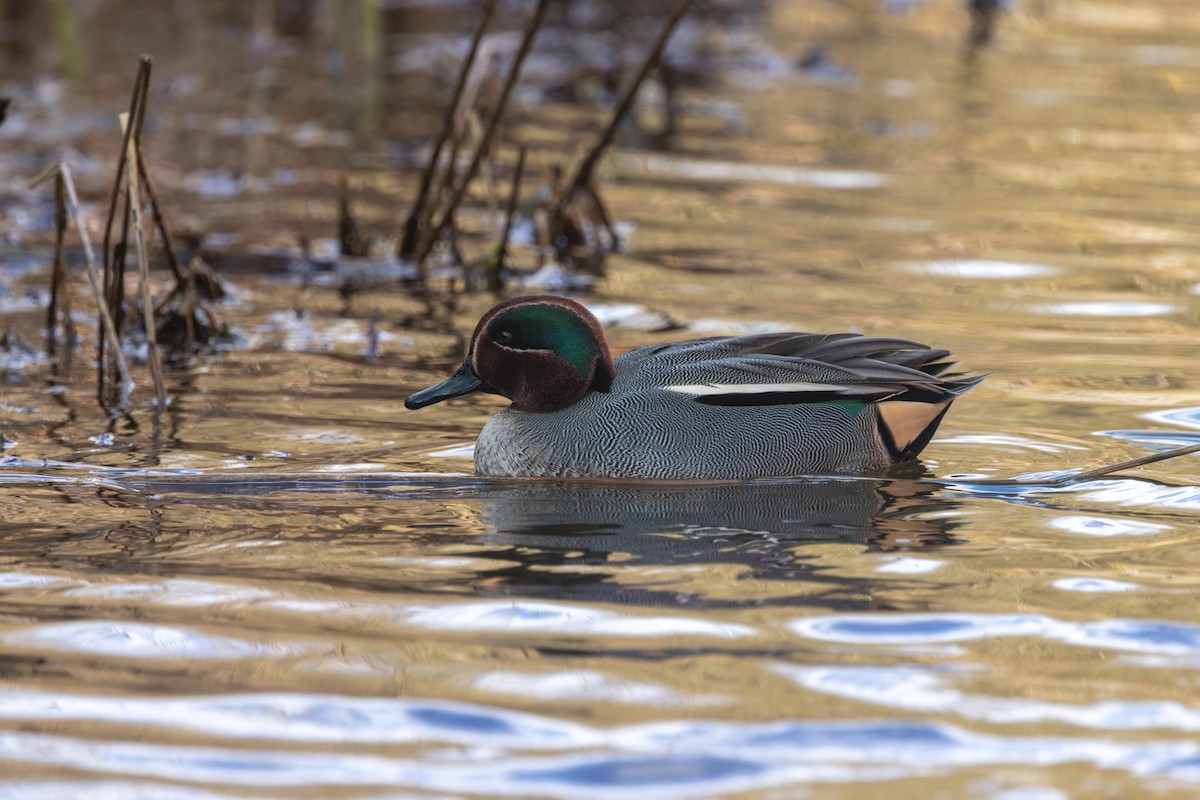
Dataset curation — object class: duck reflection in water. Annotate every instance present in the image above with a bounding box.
[458,474,964,609]
[115,471,965,611]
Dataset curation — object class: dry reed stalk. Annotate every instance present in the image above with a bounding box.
[30,162,134,396]
[135,148,185,286]
[419,51,497,266]
[413,0,550,268]
[98,57,151,380]
[46,171,76,363]
[398,0,498,261]
[495,145,527,283]
[338,171,368,257]
[553,0,694,223]
[118,54,221,350]
[122,114,168,408]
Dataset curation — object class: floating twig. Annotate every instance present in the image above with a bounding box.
[954,441,1200,487]
[398,0,498,261]
[413,0,550,269]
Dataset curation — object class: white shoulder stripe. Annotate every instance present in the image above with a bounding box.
[665,382,848,395]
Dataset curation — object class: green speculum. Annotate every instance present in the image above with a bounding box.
[821,399,867,418]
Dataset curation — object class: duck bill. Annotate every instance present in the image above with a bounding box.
[405,361,484,410]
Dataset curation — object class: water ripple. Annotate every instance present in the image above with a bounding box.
[874,557,945,574]
[901,259,1059,279]
[0,782,239,800]
[3,709,1200,796]
[7,575,758,642]
[403,600,755,639]
[0,621,288,660]
[614,153,887,189]
[473,670,727,706]
[0,573,756,644]
[776,664,1200,732]
[936,434,1086,454]
[791,613,1200,657]
[0,689,597,747]
[1142,407,1200,431]
[1053,577,1141,593]
[0,572,60,589]
[1044,480,1200,511]
[1030,301,1177,317]
[1047,515,1171,537]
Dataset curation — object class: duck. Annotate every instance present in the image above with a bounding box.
[405,295,983,479]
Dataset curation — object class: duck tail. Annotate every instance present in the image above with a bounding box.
[876,369,985,461]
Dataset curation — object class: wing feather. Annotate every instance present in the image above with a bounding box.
[633,331,983,408]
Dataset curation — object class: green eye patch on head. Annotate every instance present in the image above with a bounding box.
[487,303,600,380]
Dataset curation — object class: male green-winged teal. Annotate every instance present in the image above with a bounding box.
[406,295,982,479]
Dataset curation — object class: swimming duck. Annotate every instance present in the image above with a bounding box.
[405,295,982,479]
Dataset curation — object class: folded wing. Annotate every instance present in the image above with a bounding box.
[654,332,984,460]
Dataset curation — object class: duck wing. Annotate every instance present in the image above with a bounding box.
[640,332,984,460]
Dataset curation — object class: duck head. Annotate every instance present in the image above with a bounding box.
[405,295,617,413]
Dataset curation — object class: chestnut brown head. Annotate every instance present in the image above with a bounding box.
[405,295,616,413]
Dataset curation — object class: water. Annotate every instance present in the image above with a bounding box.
[3,1,1200,797]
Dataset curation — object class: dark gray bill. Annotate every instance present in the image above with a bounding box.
[405,361,484,409]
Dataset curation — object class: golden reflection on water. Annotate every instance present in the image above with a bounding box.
[1,0,1200,797]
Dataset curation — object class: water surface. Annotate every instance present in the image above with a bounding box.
[2,1,1200,797]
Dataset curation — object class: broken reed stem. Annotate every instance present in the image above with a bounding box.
[30,162,134,394]
[123,117,168,408]
[136,67,219,352]
[419,53,495,267]
[109,173,131,371]
[478,115,501,227]
[413,0,550,268]
[398,0,497,261]
[135,148,185,286]
[145,146,196,332]
[99,57,151,371]
[957,441,1200,487]
[422,103,475,257]
[366,307,381,361]
[338,171,355,256]
[100,56,151,395]
[496,145,526,276]
[553,0,694,221]
[585,183,619,250]
[46,172,74,359]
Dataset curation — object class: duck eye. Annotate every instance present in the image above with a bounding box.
[495,328,514,344]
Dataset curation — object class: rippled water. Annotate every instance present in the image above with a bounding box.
[3,1,1200,797]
